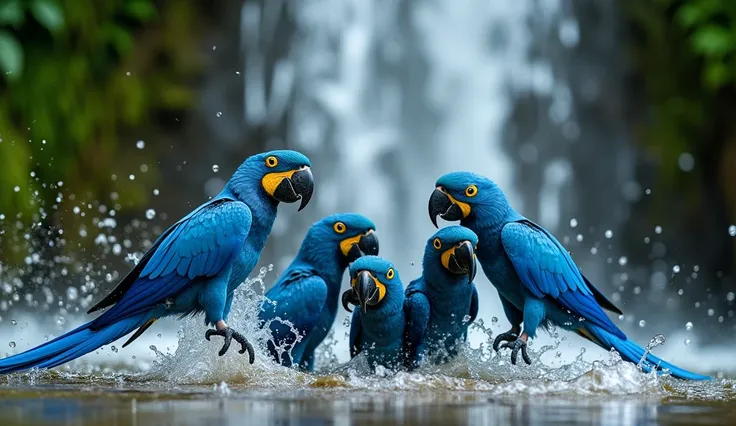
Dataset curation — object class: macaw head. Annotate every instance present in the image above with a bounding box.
[228,150,314,211]
[423,225,478,285]
[342,256,402,314]
[428,171,510,228]
[300,213,379,267]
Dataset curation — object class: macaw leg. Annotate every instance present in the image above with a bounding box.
[201,276,255,363]
[500,296,545,366]
[493,295,524,351]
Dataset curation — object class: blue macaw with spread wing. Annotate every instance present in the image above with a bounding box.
[258,213,378,371]
[0,150,314,374]
[428,171,709,380]
[404,226,479,368]
[343,256,406,371]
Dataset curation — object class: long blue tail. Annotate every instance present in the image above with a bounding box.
[0,313,150,374]
[580,324,710,381]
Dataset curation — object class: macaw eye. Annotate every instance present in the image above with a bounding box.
[334,222,347,234]
[265,156,278,168]
[465,184,478,197]
[433,238,442,250]
[386,268,395,280]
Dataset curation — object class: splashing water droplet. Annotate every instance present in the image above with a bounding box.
[618,256,628,266]
[212,165,219,172]
[216,112,223,118]
[673,265,680,274]
[684,339,691,346]
[729,225,736,237]
[685,321,693,331]
[11,320,17,325]
[462,315,472,323]
[145,209,156,220]
[57,316,65,325]
[8,341,15,348]
[638,320,646,327]
[569,218,578,228]
[655,226,662,234]
[153,189,160,196]
[136,140,145,149]
[13,186,19,192]
[111,345,118,353]
[604,230,613,238]
[491,317,498,325]
[647,334,666,350]
[164,298,175,309]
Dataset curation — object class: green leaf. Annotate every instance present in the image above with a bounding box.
[675,0,721,29]
[125,0,157,22]
[31,0,64,32]
[704,61,730,89]
[0,31,23,79]
[0,0,24,27]
[691,25,733,56]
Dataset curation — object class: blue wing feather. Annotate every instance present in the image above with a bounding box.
[501,220,624,339]
[403,283,430,368]
[349,310,362,358]
[91,199,251,329]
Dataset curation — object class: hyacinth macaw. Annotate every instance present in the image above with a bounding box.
[403,226,479,368]
[258,213,379,370]
[428,171,709,380]
[0,150,314,374]
[342,256,406,371]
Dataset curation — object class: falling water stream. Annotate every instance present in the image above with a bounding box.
[1,0,736,425]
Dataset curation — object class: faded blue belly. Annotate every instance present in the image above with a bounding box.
[361,312,405,369]
[477,241,525,309]
[422,289,472,361]
[228,238,266,293]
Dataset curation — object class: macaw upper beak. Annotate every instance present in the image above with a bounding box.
[262,166,314,211]
[440,240,477,283]
[428,187,469,228]
[342,270,383,314]
[342,230,380,263]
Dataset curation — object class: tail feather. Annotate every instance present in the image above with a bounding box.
[581,324,710,381]
[0,314,150,374]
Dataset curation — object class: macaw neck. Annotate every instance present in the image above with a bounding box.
[363,290,404,321]
[217,186,278,249]
[462,201,522,234]
[421,265,470,295]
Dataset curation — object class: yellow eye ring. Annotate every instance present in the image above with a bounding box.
[386,268,395,280]
[334,222,346,234]
[265,156,278,168]
[465,185,478,197]
[433,238,442,250]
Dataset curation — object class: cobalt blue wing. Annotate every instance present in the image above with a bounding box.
[261,269,328,353]
[349,309,362,358]
[501,220,624,339]
[403,281,431,368]
[91,199,252,328]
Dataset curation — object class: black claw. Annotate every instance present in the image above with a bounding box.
[500,339,531,365]
[493,331,518,352]
[205,327,256,364]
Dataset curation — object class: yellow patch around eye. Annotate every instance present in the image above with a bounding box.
[376,280,387,302]
[465,184,478,197]
[433,238,442,250]
[265,156,278,168]
[440,246,456,270]
[334,222,346,234]
[261,169,298,196]
[340,234,361,256]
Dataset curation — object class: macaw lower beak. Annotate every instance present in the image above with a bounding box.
[440,240,477,283]
[341,230,380,263]
[428,187,469,228]
[342,270,382,313]
[262,166,314,211]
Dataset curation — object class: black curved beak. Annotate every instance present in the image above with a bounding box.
[428,187,464,228]
[342,288,357,313]
[273,167,314,211]
[346,231,380,263]
[446,241,477,283]
[354,270,380,313]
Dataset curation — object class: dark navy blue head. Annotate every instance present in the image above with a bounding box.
[298,213,379,271]
[428,172,511,228]
[423,226,478,285]
[342,256,403,314]
[227,150,314,211]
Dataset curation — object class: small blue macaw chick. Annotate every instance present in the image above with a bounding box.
[0,150,314,374]
[404,226,479,368]
[343,256,406,371]
[259,214,379,370]
[428,172,710,380]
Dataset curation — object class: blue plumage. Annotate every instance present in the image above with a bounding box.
[428,171,710,380]
[258,213,379,370]
[404,226,479,367]
[344,256,406,371]
[0,150,314,374]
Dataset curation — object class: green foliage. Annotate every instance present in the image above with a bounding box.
[0,0,203,261]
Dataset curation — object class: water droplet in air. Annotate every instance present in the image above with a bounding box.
[129,174,135,180]
[576,234,583,242]
[136,140,145,149]
[216,112,223,118]
[655,226,662,234]
[462,315,472,323]
[727,292,735,302]
[684,339,691,346]
[569,218,578,228]
[605,230,613,239]
[111,345,118,353]
[163,298,175,309]
[729,225,736,237]
[647,334,666,349]
[13,186,19,192]
[66,287,78,301]
[153,189,160,196]
[708,309,715,316]
[149,345,157,352]
[673,265,680,274]
[618,256,628,266]
[8,341,15,348]
[638,320,646,327]
[491,317,498,325]
[145,209,156,220]
[685,321,693,331]
[11,320,17,325]
[57,316,65,325]
[212,165,219,172]
[342,317,350,327]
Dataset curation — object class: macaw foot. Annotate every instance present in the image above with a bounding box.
[499,336,532,366]
[492,330,519,352]
[205,326,255,363]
